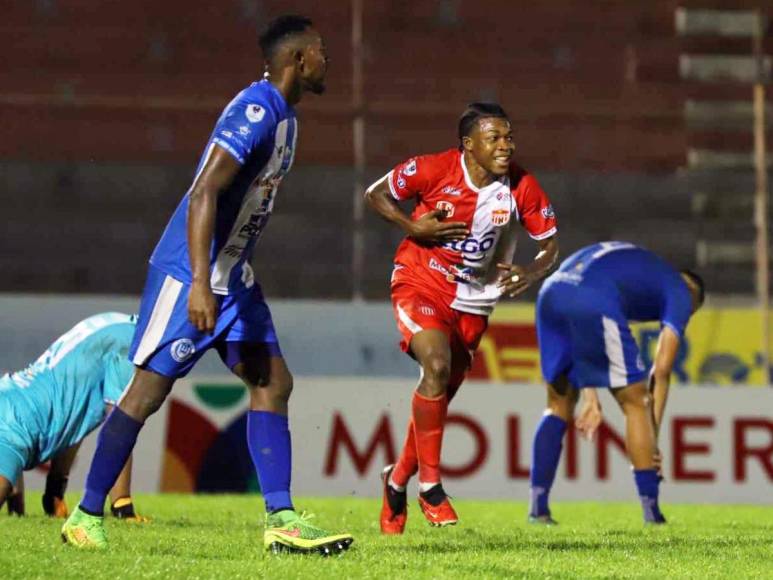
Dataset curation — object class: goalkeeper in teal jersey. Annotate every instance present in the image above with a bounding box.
[0,312,145,520]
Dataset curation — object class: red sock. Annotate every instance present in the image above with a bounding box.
[412,391,448,485]
[391,419,418,487]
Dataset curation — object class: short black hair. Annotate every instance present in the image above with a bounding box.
[259,14,313,60]
[681,269,706,307]
[458,102,509,146]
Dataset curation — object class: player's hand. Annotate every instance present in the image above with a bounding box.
[188,281,218,334]
[407,209,469,244]
[575,399,603,442]
[496,263,536,298]
[6,491,24,516]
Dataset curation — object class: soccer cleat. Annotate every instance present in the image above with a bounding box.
[61,506,108,549]
[528,514,559,526]
[380,464,407,535]
[43,495,69,518]
[417,485,458,527]
[110,497,151,523]
[264,510,354,556]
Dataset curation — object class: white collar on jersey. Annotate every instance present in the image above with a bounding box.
[460,151,510,194]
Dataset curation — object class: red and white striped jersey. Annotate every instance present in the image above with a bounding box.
[387,148,557,316]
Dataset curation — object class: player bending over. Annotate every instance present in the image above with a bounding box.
[62,15,352,555]
[365,102,559,534]
[528,241,705,525]
[0,312,145,521]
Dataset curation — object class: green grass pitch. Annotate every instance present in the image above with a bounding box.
[2,493,772,579]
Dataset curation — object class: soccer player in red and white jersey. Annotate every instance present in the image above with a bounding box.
[365,102,559,534]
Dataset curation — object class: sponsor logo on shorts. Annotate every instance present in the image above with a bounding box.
[245,104,266,123]
[419,305,436,316]
[491,209,510,226]
[221,130,233,138]
[171,339,196,363]
[239,125,251,136]
[397,176,407,189]
[436,200,455,218]
[541,205,555,219]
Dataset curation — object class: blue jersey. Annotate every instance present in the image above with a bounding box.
[554,241,693,336]
[0,313,136,469]
[149,80,298,295]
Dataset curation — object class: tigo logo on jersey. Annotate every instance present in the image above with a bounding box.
[403,159,417,176]
[170,339,196,363]
[436,200,455,218]
[245,104,266,123]
[541,205,555,219]
[491,209,510,226]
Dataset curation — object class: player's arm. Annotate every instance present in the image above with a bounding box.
[364,174,468,243]
[649,326,681,438]
[6,474,25,516]
[42,442,82,517]
[497,235,559,297]
[186,146,242,334]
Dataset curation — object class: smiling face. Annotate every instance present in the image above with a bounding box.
[462,117,515,176]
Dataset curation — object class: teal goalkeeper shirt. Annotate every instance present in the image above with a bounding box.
[0,312,136,468]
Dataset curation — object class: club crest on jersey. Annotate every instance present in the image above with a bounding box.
[541,205,555,219]
[403,159,417,176]
[245,104,266,123]
[436,200,455,218]
[170,339,196,363]
[491,209,510,226]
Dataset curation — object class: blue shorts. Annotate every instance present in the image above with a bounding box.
[129,265,282,378]
[536,276,648,389]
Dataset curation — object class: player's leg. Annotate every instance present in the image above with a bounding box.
[610,381,665,524]
[529,375,578,524]
[529,281,576,523]
[221,288,353,555]
[64,267,202,548]
[43,442,81,517]
[596,312,663,524]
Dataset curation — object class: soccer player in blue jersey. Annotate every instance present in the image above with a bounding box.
[62,15,353,554]
[528,242,705,525]
[0,313,145,520]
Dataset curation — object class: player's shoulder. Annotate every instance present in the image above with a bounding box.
[508,161,538,191]
[404,149,459,178]
[224,81,283,125]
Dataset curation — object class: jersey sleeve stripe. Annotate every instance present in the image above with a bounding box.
[211,139,246,165]
[386,170,402,201]
[529,226,558,241]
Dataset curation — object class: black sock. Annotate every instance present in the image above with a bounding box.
[45,475,69,499]
[386,484,407,515]
[420,484,447,507]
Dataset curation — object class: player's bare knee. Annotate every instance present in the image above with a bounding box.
[420,356,451,397]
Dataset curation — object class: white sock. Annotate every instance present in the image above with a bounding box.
[418,481,439,493]
[388,474,406,492]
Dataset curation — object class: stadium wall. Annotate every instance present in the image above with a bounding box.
[4,294,772,504]
[21,378,773,505]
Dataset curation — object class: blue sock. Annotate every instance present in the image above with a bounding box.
[634,469,666,523]
[81,408,143,516]
[529,414,567,517]
[247,411,293,513]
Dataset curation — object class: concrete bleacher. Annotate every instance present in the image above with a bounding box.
[6,0,764,297]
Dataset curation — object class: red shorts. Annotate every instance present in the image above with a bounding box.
[391,283,488,355]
